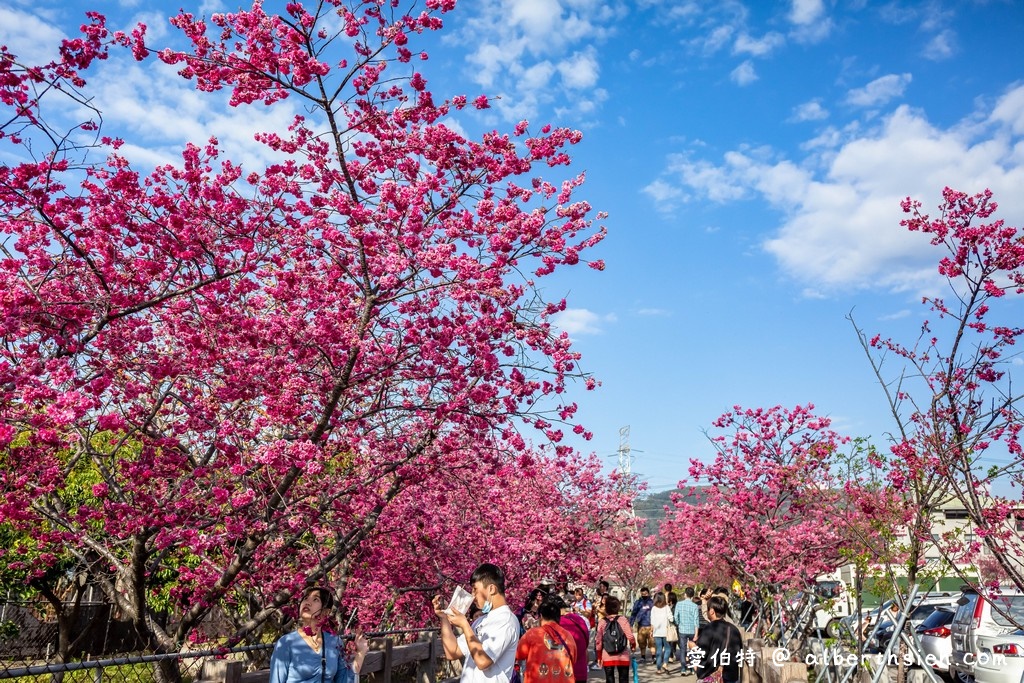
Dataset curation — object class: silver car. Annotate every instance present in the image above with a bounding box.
[974,629,1024,683]
[950,589,1024,683]
[918,607,956,678]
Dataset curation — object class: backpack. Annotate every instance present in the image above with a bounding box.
[602,616,628,655]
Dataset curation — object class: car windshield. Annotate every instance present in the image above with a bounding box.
[990,595,1024,628]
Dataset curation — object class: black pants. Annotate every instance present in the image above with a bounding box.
[604,664,629,683]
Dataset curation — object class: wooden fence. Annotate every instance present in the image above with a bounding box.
[203,636,457,683]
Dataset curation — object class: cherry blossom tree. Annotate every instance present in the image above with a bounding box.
[659,405,875,614]
[0,0,612,668]
[589,516,663,598]
[331,444,631,629]
[852,188,1024,592]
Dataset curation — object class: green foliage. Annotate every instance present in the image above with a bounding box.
[0,619,21,641]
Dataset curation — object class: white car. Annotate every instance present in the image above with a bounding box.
[973,629,1024,683]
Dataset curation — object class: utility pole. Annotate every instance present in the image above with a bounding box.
[618,425,636,518]
[617,425,632,478]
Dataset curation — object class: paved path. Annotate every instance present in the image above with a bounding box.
[586,658,699,682]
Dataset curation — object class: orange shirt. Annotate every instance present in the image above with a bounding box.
[514,623,578,683]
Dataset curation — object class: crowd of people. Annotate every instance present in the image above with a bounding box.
[266,567,750,683]
[432,565,748,683]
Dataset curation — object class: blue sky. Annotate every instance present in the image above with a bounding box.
[4,0,1024,493]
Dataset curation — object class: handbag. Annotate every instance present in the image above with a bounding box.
[667,623,679,643]
[700,670,723,683]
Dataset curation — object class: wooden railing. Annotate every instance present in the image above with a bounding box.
[204,636,453,683]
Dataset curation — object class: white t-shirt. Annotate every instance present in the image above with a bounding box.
[651,605,672,638]
[457,604,520,683]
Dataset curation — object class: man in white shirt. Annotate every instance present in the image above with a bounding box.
[434,563,521,683]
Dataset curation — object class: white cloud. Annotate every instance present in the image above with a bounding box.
[990,86,1024,135]
[733,32,785,57]
[557,48,600,90]
[92,60,301,170]
[450,0,619,123]
[790,100,830,122]
[665,153,749,203]
[0,7,64,66]
[644,85,1024,294]
[846,74,913,107]
[637,308,672,316]
[786,0,832,42]
[551,309,615,336]
[521,61,557,91]
[923,29,956,61]
[640,179,686,212]
[700,25,735,56]
[790,0,824,25]
[879,310,912,321]
[790,18,834,44]
[507,0,563,38]
[730,60,759,86]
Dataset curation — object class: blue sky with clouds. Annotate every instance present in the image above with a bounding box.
[4,0,1023,493]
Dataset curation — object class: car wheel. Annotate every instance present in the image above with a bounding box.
[826,620,840,638]
[954,670,973,683]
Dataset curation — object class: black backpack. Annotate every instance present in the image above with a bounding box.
[602,616,628,655]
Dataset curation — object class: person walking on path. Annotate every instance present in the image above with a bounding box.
[650,592,673,674]
[515,594,577,683]
[629,588,654,664]
[685,595,742,683]
[674,588,701,677]
[596,597,637,683]
[666,592,679,665]
[559,599,591,683]
[434,563,521,683]
[590,581,611,671]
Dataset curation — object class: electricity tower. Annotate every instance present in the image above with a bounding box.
[617,425,632,477]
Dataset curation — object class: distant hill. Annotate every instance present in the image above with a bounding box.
[632,487,707,535]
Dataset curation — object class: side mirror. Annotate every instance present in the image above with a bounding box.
[957,596,969,606]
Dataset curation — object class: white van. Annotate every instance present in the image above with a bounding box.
[809,578,854,637]
[949,588,1024,683]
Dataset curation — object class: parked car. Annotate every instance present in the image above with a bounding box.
[918,607,957,679]
[973,629,1024,683]
[950,588,1024,683]
[867,595,960,653]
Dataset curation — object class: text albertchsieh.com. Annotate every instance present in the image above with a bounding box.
[689,648,1008,669]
